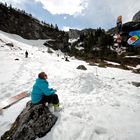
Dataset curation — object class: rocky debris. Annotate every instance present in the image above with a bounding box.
[5,43,14,47]
[98,62,107,68]
[132,82,140,87]
[77,65,87,70]
[68,29,81,39]
[1,101,57,140]
[43,32,69,52]
[14,58,19,61]
[132,68,140,74]
[88,62,97,66]
[122,56,140,66]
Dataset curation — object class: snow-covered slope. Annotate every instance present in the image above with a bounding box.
[0,30,140,140]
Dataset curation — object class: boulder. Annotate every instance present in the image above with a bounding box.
[1,101,57,140]
[132,68,140,74]
[77,65,87,70]
[132,82,140,87]
[5,43,14,47]
[14,58,19,61]
[133,11,140,21]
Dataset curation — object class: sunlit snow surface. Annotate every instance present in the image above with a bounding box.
[0,30,140,140]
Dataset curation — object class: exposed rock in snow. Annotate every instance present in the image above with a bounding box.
[77,65,87,70]
[1,101,57,140]
[132,68,140,74]
[132,82,140,87]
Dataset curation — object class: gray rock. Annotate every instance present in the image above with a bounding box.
[88,62,97,66]
[68,28,96,39]
[68,29,81,39]
[77,65,87,70]
[15,58,19,60]
[132,68,140,74]
[133,11,140,21]
[132,82,140,87]
[1,101,57,140]
[5,43,14,47]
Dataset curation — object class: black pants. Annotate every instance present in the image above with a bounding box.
[35,94,59,105]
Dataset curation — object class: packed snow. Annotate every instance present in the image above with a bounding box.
[0,30,140,140]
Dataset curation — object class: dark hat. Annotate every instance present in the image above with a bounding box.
[38,72,47,79]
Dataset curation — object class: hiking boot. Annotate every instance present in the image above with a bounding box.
[53,103,63,112]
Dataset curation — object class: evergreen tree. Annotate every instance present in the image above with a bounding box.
[55,24,59,31]
[4,2,7,7]
[84,32,96,53]
[50,24,54,29]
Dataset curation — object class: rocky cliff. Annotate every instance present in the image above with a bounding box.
[68,28,96,39]
[0,3,69,51]
[133,10,140,21]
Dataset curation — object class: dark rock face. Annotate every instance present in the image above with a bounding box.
[132,82,140,87]
[68,28,96,39]
[132,68,140,74]
[133,11,140,21]
[77,65,87,70]
[68,29,81,39]
[122,57,140,66]
[0,3,46,39]
[0,3,69,50]
[43,32,69,52]
[122,21,140,33]
[1,101,57,140]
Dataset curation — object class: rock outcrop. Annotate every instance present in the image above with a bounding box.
[132,81,140,87]
[68,29,81,39]
[133,11,140,21]
[132,68,140,74]
[76,65,87,70]
[1,101,57,140]
[122,21,140,33]
[68,28,96,39]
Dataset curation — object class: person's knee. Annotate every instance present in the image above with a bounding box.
[53,94,58,98]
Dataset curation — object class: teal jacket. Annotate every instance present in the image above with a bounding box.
[31,78,56,104]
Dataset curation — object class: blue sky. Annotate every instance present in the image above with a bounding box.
[0,0,140,31]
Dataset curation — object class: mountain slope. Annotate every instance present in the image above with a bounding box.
[0,2,69,52]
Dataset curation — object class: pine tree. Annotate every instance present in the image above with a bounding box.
[55,24,59,31]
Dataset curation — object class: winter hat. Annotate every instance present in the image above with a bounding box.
[38,72,47,79]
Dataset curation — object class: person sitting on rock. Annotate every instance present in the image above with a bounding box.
[31,72,60,111]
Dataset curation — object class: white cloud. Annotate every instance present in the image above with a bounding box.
[0,0,140,29]
[81,0,140,27]
[34,0,140,29]
[35,0,88,16]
